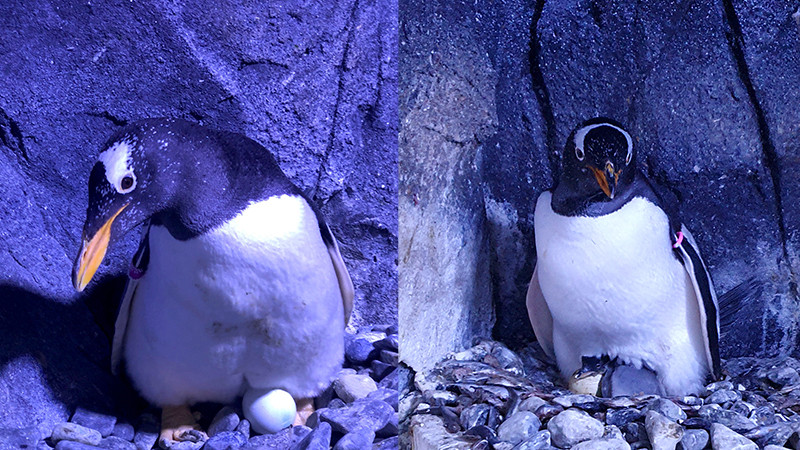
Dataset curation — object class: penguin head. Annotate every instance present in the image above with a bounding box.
[72,123,176,292]
[562,118,635,201]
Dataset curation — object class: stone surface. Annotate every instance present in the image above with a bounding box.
[679,429,709,450]
[243,426,310,450]
[710,423,758,450]
[291,422,331,450]
[332,429,375,450]
[97,436,136,450]
[0,0,397,431]
[645,411,683,450]
[319,399,394,435]
[496,411,541,445]
[71,408,116,438]
[333,373,378,403]
[547,409,604,448]
[208,407,240,438]
[398,0,497,372]
[203,431,247,450]
[52,422,103,446]
[572,437,631,450]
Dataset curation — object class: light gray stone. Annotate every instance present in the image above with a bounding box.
[497,411,542,445]
[678,429,709,450]
[572,437,631,450]
[547,409,604,448]
[710,423,757,450]
[51,423,102,446]
[645,411,683,450]
[333,373,378,403]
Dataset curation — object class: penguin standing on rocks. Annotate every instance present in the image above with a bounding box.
[72,118,353,446]
[527,118,720,397]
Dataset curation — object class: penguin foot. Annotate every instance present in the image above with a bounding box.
[158,405,208,449]
[293,397,315,426]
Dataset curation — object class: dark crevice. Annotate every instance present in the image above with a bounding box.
[237,58,289,70]
[528,0,558,178]
[721,0,797,297]
[0,108,30,162]
[88,111,128,127]
[312,0,360,202]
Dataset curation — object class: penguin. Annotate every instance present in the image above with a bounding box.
[72,118,354,446]
[526,117,720,397]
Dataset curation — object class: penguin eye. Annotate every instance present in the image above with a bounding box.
[575,146,585,161]
[119,174,136,193]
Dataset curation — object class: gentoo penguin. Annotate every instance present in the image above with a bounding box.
[72,118,354,446]
[527,117,720,397]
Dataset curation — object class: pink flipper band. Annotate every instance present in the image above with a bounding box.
[129,265,145,280]
[672,231,684,248]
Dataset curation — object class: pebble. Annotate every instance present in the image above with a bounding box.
[496,411,541,444]
[622,422,647,446]
[55,442,102,450]
[371,360,394,381]
[203,431,247,450]
[374,334,398,352]
[533,404,563,422]
[459,404,493,430]
[366,388,398,411]
[744,422,794,447]
[71,409,117,438]
[766,366,800,387]
[208,406,240,437]
[698,405,757,433]
[291,422,331,450]
[606,408,643,427]
[333,373,378,403]
[372,436,399,450]
[517,395,548,413]
[378,369,398,390]
[97,436,136,450]
[645,398,686,422]
[553,394,596,408]
[235,419,250,439]
[571,436,631,449]
[513,430,552,450]
[644,410,683,450]
[710,423,758,449]
[243,426,310,449]
[706,389,742,405]
[319,399,394,435]
[52,422,103,446]
[379,350,399,366]
[110,423,134,442]
[547,409,604,448]
[343,332,381,365]
[678,429,709,450]
[332,429,375,450]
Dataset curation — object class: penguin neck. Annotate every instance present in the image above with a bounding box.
[551,171,643,218]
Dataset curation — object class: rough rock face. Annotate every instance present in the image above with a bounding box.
[0,0,397,435]
[400,0,800,370]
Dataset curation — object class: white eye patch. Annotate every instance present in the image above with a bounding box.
[98,140,137,194]
[573,122,633,163]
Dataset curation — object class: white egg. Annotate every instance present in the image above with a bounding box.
[242,388,297,434]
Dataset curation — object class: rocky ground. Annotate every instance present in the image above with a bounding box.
[2,327,399,450]
[402,340,800,449]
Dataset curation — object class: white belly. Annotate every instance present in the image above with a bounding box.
[124,195,344,405]
[534,191,707,394]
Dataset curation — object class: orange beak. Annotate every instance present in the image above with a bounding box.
[589,162,620,199]
[73,204,128,292]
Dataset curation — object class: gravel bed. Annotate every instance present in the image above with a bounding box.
[8,326,399,450]
[402,340,800,449]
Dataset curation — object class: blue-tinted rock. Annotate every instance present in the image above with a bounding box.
[606,408,643,427]
[378,370,398,391]
[706,390,742,405]
[344,333,380,365]
[460,404,492,430]
[55,442,101,450]
[497,411,542,445]
[52,423,103,446]
[234,420,250,440]
[372,436,398,450]
[366,388,398,411]
[71,409,116,438]
[378,350,398,366]
[375,411,399,439]
[171,442,204,450]
[374,335,399,352]
[513,430,551,450]
[243,426,310,450]
[698,405,756,433]
[97,436,136,450]
[110,423,134,442]
[208,407,240,437]
[203,431,247,450]
[291,422,331,450]
[766,367,800,387]
[370,361,394,381]
[679,429,709,450]
[644,398,686,422]
[332,429,375,450]
[319,399,394,435]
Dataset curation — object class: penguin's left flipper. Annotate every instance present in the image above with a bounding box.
[673,226,722,380]
[526,265,555,359]
[158,405,207,449]
[321,223,354,326]
[111,223,151,375]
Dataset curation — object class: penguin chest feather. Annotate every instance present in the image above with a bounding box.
[534,191,707,394]
[123,194,344,405]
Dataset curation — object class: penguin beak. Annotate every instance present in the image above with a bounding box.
[73,204,128,292]
[589,162,619,199]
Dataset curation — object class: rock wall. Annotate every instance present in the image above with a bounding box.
[0,0,397,434]
[400,0,800,371]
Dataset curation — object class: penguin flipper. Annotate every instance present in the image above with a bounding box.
[673,226,721,379]
[526,265,555,358]
[111,224,151,375]
[323,224,354,327]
